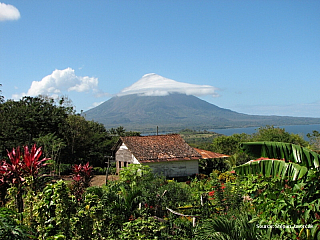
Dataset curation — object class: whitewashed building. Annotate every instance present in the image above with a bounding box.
[113,134,201,178]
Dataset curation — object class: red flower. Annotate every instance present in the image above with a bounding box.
[209,191,215,196]
[221,185,226,190]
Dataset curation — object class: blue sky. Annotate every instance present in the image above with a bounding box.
[1,1,319,117]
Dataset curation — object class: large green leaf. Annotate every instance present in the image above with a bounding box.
[235,142,319,180]
[235,159,308,181]
[239,142,320,169]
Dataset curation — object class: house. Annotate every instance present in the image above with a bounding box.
[112,134,202,178]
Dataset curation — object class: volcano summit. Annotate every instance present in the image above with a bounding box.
[85,74,320,133]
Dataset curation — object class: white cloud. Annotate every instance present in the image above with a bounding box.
[26,68,98,96]
[94,90,112,98]
[0,2,20,21]
[11,68,112,103]
[92,101,104,108]
[117,73,219,97]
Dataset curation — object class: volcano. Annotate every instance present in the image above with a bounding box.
[85,92,320,133]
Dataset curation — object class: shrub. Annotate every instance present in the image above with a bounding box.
[71,162,94,202]
[119,164,154,186]
[33,180,74,239]
[93,167,106,175]
[0,207,34,239]
[2,144,49,212]
[118,216,167,239]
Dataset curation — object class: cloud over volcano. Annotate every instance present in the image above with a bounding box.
[117,73,219,97]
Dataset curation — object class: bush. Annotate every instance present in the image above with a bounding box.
[59,164,72,175]
[118,216,167,239]
[93,167,106,175]
[119,164,154,186]
[0,207,34,239]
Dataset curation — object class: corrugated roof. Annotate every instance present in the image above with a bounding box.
[119,134,201,163]
[194,148,230,159]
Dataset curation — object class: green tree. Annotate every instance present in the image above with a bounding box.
[34,133,66,175]
[63,115,91,164]
[307,130,320,151]
[0,96,69,156]
[210,133,251,167]
[0,84,4,103]
[86,121,113,167]
[210,126,307,169]
[0,95,140,168]
[211,133,251,156]
[252,125,307,146]
[62,115,112,166]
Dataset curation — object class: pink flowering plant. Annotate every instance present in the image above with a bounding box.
[71,162,93,202]
[0,144,49,212]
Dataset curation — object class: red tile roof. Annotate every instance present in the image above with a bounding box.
[118,134,201,163]
[194,148,230,159]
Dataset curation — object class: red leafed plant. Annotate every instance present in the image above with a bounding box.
[22,144,49,180]
[71,162,93,202]
[0,160,11,206]
[6,147,24,186]
[1,144,50,212]
[6,144,49,184]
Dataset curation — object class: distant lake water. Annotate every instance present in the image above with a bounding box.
[209,124,320,140]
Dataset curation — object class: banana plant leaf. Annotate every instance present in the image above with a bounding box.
[235,159,308,181]
[239,142,320,169]
[235,142,320,180]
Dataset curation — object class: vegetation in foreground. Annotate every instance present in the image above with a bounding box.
[0,145,319,239]
[1,93,320,239]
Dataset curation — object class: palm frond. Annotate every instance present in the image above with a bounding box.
[194,213,263,240]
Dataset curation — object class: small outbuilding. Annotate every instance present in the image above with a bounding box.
[113,134,202,178]
[193,148,230,174]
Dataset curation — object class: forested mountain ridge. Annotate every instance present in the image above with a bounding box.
[84,93,320,133]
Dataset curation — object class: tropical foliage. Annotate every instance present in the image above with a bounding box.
[1,94,320,239]
[235,142,320,239]
[235,141,320,180]
[307,130,320,151]
[0,96,140,168]
[0,143,320,239]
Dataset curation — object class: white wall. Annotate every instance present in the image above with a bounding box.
[116,143,139,164]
